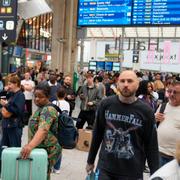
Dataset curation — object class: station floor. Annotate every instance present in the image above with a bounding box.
[21,97,150,180]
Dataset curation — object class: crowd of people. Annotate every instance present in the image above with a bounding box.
[0,67,179,179]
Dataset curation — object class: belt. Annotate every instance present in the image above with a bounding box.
[159,152,174,160]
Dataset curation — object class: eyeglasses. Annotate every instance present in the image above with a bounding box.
[167,89,180,95]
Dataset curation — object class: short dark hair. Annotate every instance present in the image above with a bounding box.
[57,87,66,98]
[34,84,51,98]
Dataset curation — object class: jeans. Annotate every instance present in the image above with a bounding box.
[54,155,62,170]
[159,152,174,167]
[98,169,143,180]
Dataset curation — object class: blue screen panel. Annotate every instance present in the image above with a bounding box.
[13,46,23,57]
[78,0,132,26]
[78,0,180,26]
[132,0,180,25]
[97,61,105,71]
[105,62,113,71]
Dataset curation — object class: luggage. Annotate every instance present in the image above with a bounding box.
[1,147,48,180]
[48,104,79,149]
[76,129,92,152]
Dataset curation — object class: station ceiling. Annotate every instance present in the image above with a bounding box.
[86,27,180,39]
[18,0,52,19]
[18,0,180,39]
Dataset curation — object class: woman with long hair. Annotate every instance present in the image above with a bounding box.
[136,80,158,112]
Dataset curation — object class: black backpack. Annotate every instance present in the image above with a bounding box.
[48,104,79,149]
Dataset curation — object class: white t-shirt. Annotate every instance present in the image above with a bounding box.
[21,79,35,100]
[52,100,70,115]
[150,159,180,180]
[157,103,180,156]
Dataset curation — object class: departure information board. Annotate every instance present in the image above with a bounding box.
[77,0,180,26]
[132,0,180,25]
[78,0,132,26]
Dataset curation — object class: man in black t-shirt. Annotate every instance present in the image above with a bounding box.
[86,70,159,180]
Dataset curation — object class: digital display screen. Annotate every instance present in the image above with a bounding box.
[97,61,105,71]
[132,0,180,25]
[89,61,96,71]
[13,46,23,57]
[89,66,97,71]
[89,61,97,66]
[105,61,113,71]
[113,62,120,71]
[78,0,180,26]
[78,0,132,26]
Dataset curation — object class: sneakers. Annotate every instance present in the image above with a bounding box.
[52,168,60,174]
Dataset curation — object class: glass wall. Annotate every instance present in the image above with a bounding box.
[17,12,53,52]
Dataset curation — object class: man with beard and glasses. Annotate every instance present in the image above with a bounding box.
[155,81,180,167]
[86,70,159,180]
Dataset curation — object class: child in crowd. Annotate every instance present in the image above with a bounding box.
[52,87,70,173]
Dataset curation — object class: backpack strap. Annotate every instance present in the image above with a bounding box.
[47,103,62,114]
[156,102,167,127]
[159,102,167,113]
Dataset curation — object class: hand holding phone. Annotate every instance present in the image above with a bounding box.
[0,97,7,106]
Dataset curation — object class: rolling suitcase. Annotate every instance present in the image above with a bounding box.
[1,147,48,180]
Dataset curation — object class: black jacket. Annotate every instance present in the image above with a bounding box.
[2,90,25,128]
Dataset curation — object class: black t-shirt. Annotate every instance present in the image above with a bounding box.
[87,95,159,178]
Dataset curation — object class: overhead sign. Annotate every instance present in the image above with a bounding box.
[78,0,180,26]
[0,0,17,42]
[132,0,180,25]
[78,0,132,26]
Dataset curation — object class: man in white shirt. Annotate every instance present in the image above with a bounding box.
[21,72,35,124]
[155,81,180,167]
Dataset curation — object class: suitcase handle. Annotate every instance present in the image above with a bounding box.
[16,157,33,180]
[16,157,33,161]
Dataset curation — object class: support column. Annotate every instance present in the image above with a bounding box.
[90,39,97,59]
[51,0,78,76]
[79,39,84,71]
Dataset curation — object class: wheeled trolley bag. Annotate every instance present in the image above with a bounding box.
[1,147,48,180]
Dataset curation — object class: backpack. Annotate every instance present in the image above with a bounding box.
[48,104,79,149]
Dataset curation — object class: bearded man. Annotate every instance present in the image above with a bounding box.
[86,70,159,180]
